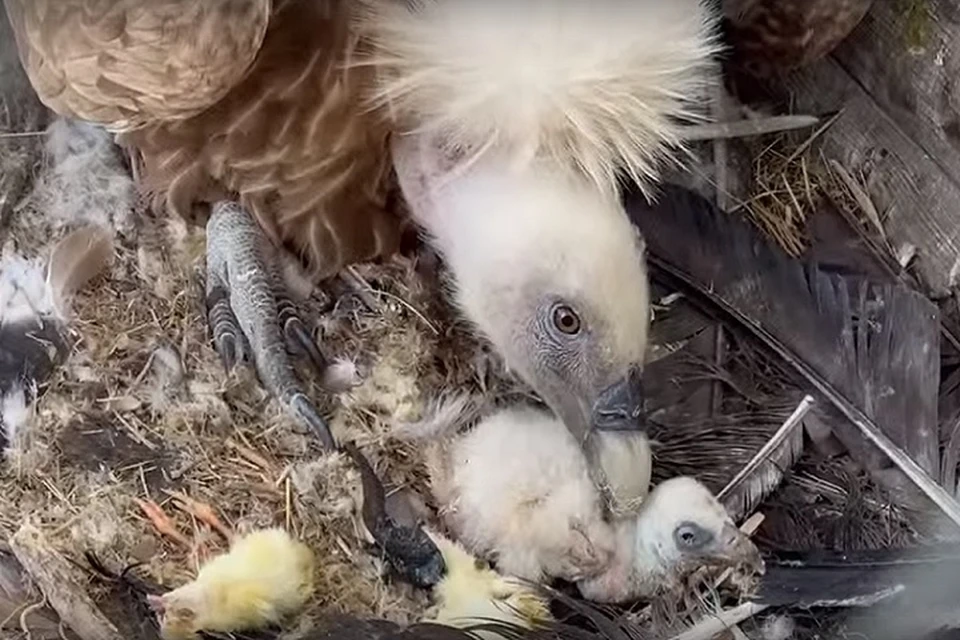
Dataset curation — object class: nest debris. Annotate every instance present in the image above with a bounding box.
[0,116,531,631]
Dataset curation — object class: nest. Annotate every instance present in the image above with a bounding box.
[0,115,535,631]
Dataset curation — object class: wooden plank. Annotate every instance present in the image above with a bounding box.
[782,56,960,297]
[832,0,960,194]
[10,523,124,640]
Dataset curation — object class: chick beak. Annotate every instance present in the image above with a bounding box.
[591,366,645,432]
[719,523,765,575]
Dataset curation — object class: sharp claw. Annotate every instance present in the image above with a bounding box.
[217,335,240,371]
[206,285,249,371]
[282,313,329,374]
[342,442,445,588]
[288,393,336,449]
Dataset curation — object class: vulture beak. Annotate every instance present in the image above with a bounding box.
[590,366,645,432]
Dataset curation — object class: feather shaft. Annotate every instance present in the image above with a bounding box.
[718,395,814,501]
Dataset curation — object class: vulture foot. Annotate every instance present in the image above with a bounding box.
[204,201,445,588]
[205,201,337,449]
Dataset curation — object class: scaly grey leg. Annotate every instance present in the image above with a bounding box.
[205,201,445,587]
[205,201,335,449]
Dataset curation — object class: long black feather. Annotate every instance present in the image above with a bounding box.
[624,184,956,524]
[758,546,960,640]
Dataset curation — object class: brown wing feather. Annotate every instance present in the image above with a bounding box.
[3,0,271,129]
[725,0,874,76]
[120,0,403,280]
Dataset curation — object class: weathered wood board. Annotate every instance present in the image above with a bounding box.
[783,58,960,298]
[780,2,960,298]
[770,1,960,493]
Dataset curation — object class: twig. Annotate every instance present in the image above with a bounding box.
[0,130,45,139]
[369,289,439,336]
[669,603,768,640]
[19,592,48,640]
[712,87,731,212]
[783,109,844,165]
[828,159,885,239]
[679,115,821,141]
[340,266,381,313]
[718,395,815,501]
[709,324,725,417]
[709,512,765,591]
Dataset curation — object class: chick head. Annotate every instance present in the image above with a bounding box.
[635,476,764,574]
[147,584,204,640]
[393,133,650,497]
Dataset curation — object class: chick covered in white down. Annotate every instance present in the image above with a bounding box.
[401,400,616,584]
[577,476,764,604]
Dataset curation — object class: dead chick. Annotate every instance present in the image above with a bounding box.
[425,531,553,639]
[138,498,314,640]
[577,476,763,604]
[412,403,616,584]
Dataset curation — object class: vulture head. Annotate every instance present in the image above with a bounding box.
[577,476,764,604]
[393,134,649,473]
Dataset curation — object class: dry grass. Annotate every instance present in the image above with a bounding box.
[1,133,525,631]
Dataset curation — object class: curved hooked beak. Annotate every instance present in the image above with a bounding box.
[591,366,646,432]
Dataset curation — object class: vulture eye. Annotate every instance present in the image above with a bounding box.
[674,521,711,550]
[552,304,582,335]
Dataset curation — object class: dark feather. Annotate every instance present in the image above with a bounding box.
[341,442,445,588]
[758,545,960,640]
[643,332,807,522]
[625,183,952,522]
[717,396,811,521]
[0,318,69,449]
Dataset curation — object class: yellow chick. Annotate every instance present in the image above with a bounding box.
[426,532,553,639]
[147,527,315,640]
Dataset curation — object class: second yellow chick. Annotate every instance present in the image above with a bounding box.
[426,531,553,640]
[147,527,315,640]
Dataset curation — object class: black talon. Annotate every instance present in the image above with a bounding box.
[342,442,445,589]
[281,311,330,375]
[287,392,336,450]
[206,284,249,371]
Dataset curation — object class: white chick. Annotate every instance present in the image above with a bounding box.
[146,527,315,640]
[425,531,553,638]
[577,476,764,604]
[423,404,616,584]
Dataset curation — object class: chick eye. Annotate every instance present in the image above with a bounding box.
[552,304,581,335]
[674,521,711,549]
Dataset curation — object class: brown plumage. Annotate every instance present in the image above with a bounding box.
[724,0,875,77]
[7,0,402,280]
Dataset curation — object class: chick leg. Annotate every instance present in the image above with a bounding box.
[167,492,233,543]
[205,201,337,449]
[136,499,192,549]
